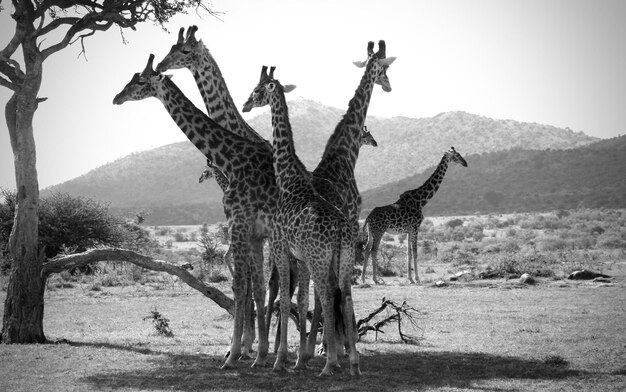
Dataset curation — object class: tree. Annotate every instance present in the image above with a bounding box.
[0,0,217,343]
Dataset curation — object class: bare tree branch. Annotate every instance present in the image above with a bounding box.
[0,75,18,91]
[42,248,235,315]
[1,30,25,63]
[40,18,115,59]
[36,16,83,37]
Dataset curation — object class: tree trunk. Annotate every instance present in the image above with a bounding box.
[1,53,46,343]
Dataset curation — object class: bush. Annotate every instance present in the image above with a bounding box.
[173,232,188,242]
[446,218,464,229]
[208,271,229,283]
[0,190,156,273]
[597,233,626,249]
[143,308,174,337]
[482,252,557,279]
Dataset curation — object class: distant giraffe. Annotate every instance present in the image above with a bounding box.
[243,66,360,376]
[361,147,468,284]
[113,55,275,368]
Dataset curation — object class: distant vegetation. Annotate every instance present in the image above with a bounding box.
[357,208,625,283]
[42,104,604,225]
[7,207,623,293]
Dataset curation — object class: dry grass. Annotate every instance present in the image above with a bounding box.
[1,274,625,391]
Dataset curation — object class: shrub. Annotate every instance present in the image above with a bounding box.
[590,225,605,235]
[0,190,155,272]
[597,233,626,249]
[143,308,174,337]
[446,218,464,229]
[156,227,171,236]
[173,232,188,242]
[481,252,556,279]
[537,237,568,251]
[208,271,229,283]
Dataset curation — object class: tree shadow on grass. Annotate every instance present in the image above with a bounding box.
[74,341,593,392]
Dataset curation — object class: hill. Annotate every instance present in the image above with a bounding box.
[361,135,626,218]
[44,100,600,224]
[247,100,596,191]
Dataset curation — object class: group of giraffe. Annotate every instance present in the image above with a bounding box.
[112,25,466,376]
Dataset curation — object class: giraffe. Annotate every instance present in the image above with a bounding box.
[305,41,395,356]
[157,27,269,358]
[198,159,229,191]
[243,66,360,376]
[361,147,468,284]
[263,124,378,358]
[155,26,376,362]
[113,54,275,368]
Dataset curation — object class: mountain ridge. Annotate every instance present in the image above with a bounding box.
[44,101,603,224]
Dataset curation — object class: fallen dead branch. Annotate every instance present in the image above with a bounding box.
[356,297,424,344]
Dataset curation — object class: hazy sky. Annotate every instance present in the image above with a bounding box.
[1,0,625,189]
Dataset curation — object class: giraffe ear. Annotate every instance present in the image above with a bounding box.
[379,57,396,66]
[283,84,297,93]
[353,60,367,68]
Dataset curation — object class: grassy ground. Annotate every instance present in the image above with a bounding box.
[1,275,625,392]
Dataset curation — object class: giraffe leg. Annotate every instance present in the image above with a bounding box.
[265,262,279,354]
[273,238,292,372]
[370,232,384,285]
[407,233,415,284]
[307,290,322,359]
[316,279,338,376]
[360,223,371,283]
[240,276,254,360]
[412,232,420,283]
[251,238,269,367]
[339,234,361,376]
[294,263,311,370]
[222,238,247,369]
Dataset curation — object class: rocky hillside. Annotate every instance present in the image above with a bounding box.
[44,100,600,224]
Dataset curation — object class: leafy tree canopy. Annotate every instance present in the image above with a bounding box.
[0,0,218,92]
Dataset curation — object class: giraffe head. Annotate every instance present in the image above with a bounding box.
[198,159,215,183]
[444,147,468,167]
[156,26,201,73]
[352,40,396,92]
[241,66,296,112]
[113,54,168,104]
[360,125,378,147]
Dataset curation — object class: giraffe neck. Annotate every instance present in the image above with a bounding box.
[268,89,309,190]
[191,45,271,150]
[212,167,229,192]
[154,77,257,179]
[400,156,449,208]
[316,61,377,178]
